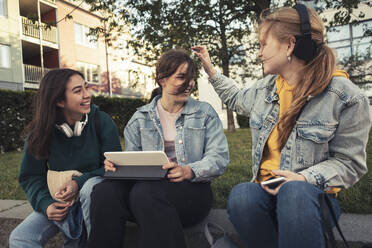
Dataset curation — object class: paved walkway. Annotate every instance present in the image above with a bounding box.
[1,200,372,244]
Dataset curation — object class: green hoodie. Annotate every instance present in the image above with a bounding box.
[19,104,122,214]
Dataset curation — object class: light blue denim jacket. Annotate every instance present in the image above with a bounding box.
[210,74,371,190]
[123,95,229,182]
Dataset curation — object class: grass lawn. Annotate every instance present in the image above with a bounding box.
[1,128,371,213]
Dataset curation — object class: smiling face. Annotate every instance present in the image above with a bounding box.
[57,74,92,124]
[258,31,290,75]
[159,62,195,104]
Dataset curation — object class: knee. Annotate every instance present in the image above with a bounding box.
[228,183,261,216]
[90,181,118,208]
[277,181,317,211]
[278,181,313,201]
[9,226,24,247]
[129,182,167,211]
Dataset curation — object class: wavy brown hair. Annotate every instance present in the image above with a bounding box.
[22,69,84,159]
[259,7,336,150]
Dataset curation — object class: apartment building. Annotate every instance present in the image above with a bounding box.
[0,0,24,90]
[0,0,154,98]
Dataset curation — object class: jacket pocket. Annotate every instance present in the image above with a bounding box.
[184,126,206,161]
[296,124,336,166]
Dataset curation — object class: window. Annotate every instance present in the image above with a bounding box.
[0,44,10,68]
[74,23,97,48]
[0,0,5,17]
[327,20,372,61]
[76,62,100,84]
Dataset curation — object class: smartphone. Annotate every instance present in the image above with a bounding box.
[261,177,286,189]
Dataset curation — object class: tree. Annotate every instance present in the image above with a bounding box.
[73,0,371,130]
[85,0,273,132]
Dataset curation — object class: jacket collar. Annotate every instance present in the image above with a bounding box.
[264,75,279,104]
[138,95,200,115]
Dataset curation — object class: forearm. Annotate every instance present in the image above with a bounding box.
[74,167,104,189]
[209,74,257,116]
[299,155,367,190]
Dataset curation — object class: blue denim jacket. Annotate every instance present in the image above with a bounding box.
[210,74,371,190]
[123,95,229,182]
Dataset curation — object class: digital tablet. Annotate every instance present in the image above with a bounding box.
[103,151,169,180]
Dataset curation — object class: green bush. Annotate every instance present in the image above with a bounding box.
[237,114,250,128]
[0,90,35,153]
[0,89,147,152]
[92,95,146,137]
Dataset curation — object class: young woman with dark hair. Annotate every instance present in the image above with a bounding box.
[193,4,371,248]
[9,69,122,247]
[88,49,229,248]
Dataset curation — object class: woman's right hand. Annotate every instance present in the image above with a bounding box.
[104,159,116,172]
[192,46,216,78]
[46,202,70,221]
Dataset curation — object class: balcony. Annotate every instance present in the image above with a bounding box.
[21,16,57,44]
[24,64,51,88]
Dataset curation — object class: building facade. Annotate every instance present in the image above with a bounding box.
[0,0,154,98]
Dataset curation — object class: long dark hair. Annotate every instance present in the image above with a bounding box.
[22,69,84,159]
[155,49,196,94]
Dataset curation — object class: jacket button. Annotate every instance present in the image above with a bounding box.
[178,140,183,144]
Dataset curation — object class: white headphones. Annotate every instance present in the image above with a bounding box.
[56,114,88,138]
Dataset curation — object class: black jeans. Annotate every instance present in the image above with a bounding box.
[88,179,212,248]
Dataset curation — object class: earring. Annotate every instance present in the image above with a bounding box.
[287,56,291,62]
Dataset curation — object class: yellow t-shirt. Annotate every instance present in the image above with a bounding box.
[256,70,348,194]
[256,75,294,183]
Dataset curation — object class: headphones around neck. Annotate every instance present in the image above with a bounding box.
[292,4,318,63]
[56,114,88,138]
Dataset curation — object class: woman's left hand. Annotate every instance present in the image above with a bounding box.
[163,162,194,182]
[55,180,79,203]
[261,170,307,196]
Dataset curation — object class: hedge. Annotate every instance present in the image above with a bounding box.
[0,89,147,152]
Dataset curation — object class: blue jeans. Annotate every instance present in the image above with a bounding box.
[228,181,341,248]
[9,176,103,248]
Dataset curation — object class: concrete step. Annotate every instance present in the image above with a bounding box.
[1,200,372,245]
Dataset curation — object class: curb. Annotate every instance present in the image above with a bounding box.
[1,200,372,243]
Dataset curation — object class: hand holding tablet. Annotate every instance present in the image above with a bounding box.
[103,151,170,180]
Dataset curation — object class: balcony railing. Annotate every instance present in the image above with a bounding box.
[21,16,57,43]
[24,64,51,84]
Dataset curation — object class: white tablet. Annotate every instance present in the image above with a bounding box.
[104,151,169,166]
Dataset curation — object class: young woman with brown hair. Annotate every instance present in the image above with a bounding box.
[88,49,229,248]
[193,4,371,248]
[9,69,122,247]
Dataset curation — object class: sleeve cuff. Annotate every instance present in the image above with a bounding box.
[39,198,55,215]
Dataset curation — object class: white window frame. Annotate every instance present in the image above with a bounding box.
[74,23,97,48]
[327,19,372,61]
[0,44,11,68]
[76,61,100,84]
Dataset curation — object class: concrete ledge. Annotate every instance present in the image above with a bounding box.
[1,200,371,244]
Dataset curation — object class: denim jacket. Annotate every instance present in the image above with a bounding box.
[124,95,229,182]
[210,74,371,190]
